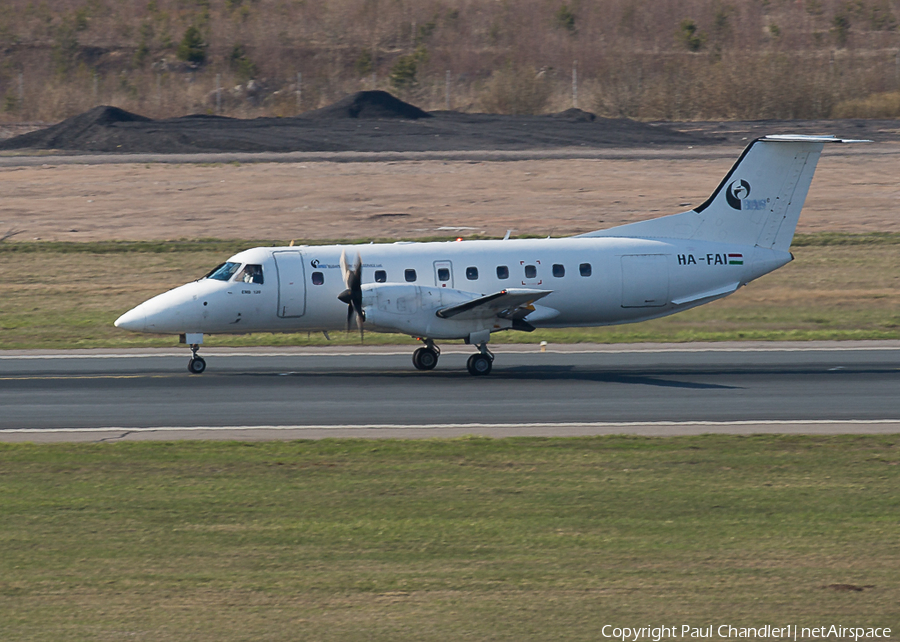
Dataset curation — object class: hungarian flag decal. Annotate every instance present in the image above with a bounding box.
[728,253,744,265]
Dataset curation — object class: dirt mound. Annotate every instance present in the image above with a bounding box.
[0,91,707,153]
[1,106,151,150]
[86,105,153,126]
[551,108,596,122]
[303,90,431,120]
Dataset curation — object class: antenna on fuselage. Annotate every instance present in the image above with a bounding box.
[503,230,513,240]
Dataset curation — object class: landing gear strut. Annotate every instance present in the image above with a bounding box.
[187,344,206,374]
[466,343,493,376]
[412,339,440,371]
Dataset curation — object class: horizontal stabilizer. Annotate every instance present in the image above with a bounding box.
[760,135,872,144]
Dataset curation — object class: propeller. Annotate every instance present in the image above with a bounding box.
[338,249,365,339]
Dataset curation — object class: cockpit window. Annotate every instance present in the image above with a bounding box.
[205,262,241,281]
[235,264,264,284]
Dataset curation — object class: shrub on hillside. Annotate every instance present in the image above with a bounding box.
[678,19,706,51]
[555,3,576,33]
[177,26,206,65]
[389,47,428,90]
[831,11,851,47]
[52,22,80,74]
[355,50,374,77]
[229,44,256,81]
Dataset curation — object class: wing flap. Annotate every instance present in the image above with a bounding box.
[436,288,552,320]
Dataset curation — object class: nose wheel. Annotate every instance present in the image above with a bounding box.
[187,344,206,374]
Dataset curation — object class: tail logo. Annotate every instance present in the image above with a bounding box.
[726,180,751,210]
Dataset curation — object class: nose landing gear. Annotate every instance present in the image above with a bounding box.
[188,344,206,374]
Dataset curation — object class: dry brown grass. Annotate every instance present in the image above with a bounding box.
[0,0,899,121]
[833,89,900,117]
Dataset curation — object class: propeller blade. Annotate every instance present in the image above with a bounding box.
[338,249,365,339]
[352,301,365,341]
[339,248,350,288]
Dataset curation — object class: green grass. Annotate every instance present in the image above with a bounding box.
[1,234,898,349]
[791,232,900,247]
[0,436,897,640]
[0,235,511,255]
[1,232,897,254]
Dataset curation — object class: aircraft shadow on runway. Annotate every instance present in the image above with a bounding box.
[498,366,740,389]
[234,366,741,389]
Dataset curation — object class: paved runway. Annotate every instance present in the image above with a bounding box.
[1,343,898,442]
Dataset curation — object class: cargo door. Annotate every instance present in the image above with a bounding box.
[621,254,669,307]
[273,251,307,317]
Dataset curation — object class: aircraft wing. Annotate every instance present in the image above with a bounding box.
[436,288,552,321]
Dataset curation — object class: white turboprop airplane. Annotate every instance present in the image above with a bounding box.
[115,135,868,375]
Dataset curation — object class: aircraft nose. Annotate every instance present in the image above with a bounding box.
[114,307,147,332]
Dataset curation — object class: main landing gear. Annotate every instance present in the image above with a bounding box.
[412,340,440,371]
[412,339,494,376]
[188,344,206,374]
[466,343,493,376]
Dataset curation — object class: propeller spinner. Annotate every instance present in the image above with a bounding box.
[338,249,365,338]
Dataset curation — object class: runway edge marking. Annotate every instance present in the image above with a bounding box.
[4,420,900,434]
[2,345,900,359]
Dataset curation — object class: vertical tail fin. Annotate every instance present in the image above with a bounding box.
[581,135,869,251]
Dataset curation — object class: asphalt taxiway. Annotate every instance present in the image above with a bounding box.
[1,342,898,442]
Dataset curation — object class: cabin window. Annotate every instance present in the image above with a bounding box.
[311,271,324,285]
[524,264,537,279]
[552,264,565,278]
[236,264,264,284]
[466,266,479,280]
[375,270,387,283]
[497,266,509,279]
[437,268,450,282]
[580,263,592,277]
[405,269,417,282]
[205,262,240,282]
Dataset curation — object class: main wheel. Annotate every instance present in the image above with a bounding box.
[466,353,492,376]
[413,347,439,371]
[188,357,207,374]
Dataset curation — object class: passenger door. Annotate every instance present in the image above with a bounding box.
[273,251,307,317]
[433,260,454,288]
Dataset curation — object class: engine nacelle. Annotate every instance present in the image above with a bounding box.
[360,283,512,340]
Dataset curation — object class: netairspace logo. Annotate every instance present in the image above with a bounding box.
[600,625,892,641]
